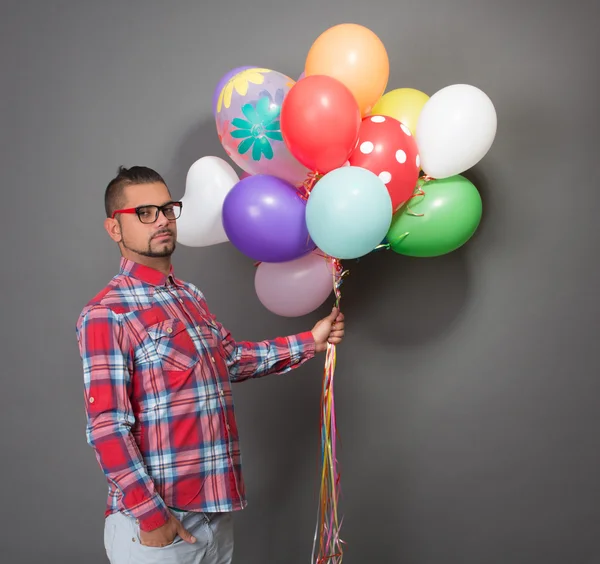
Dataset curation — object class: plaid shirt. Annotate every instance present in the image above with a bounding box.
[76,257,316,532]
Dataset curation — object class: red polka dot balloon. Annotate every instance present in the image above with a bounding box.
[348,115,420,212]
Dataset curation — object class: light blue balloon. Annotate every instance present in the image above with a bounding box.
[306,166,393,259]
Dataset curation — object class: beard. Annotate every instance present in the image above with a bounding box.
[121,229,176,258]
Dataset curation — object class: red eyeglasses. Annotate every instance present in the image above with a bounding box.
[112,201,183,224]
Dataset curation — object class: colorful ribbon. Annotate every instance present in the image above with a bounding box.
[312,258,348,564]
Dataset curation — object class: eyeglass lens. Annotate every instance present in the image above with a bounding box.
[137,203,181,223]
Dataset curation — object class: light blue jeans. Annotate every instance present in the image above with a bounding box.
[104,508,234,564]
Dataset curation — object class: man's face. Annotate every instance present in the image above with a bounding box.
[107,182,178,259]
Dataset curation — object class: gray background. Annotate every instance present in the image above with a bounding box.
[2,0,599,562]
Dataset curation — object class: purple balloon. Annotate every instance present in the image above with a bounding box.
[222,175,316,262]
[212,66,255,117]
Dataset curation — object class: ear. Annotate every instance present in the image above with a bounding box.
[104,217,123,243]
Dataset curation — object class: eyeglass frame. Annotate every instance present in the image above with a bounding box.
[111,201,183,223]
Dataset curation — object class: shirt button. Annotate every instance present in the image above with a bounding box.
[226,424,231,431]
[89,397,95,403]
[211,356,216,363]
[179,298,184,304]
[219,389,224,396]
[166,327,173,334]
[132,538,136,543]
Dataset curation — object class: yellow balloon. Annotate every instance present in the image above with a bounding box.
[371,88,429,137]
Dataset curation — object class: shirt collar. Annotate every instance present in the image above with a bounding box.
[119,257,178,286]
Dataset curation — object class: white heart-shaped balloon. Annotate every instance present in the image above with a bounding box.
[177,156,239,247]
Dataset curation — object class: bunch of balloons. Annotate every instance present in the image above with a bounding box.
[177,23,497,317]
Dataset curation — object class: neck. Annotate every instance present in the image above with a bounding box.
[121,250,172,276]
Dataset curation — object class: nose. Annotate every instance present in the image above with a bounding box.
[155,209,170,228]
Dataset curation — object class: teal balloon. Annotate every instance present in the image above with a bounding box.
[306,166,393,259]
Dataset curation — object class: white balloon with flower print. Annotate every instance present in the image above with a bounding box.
[215,68,310,187]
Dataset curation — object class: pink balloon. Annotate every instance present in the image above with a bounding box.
[254,251,335,317]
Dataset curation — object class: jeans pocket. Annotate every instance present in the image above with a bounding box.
[104,514,117,560]
[134,514,181,550]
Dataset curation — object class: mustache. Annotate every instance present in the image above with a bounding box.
[152,229,174,239]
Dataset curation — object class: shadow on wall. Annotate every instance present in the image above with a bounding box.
[166,116,243,200]
[463,165,494,246]
[340,248,470,346]
[341,162,493,348]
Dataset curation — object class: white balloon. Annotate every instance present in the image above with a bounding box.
[416,84,497,179]
[177,156,239,247]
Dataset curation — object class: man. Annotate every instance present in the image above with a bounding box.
[76,166,345,564]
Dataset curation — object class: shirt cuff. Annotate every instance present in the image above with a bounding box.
[138,504,172,532]
[291,331,317,361]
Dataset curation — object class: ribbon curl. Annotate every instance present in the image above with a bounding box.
[405,174,434,217]
[299,170,323,200]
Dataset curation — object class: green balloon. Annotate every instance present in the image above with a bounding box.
[387,175,482,257]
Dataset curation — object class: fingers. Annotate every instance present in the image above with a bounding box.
[176,521,197,544]
[328,321,345,345]
[328,307,340,321]
[331,313,345,329]
[140,536,174,548]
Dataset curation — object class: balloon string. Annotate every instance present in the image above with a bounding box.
[312,257,347,564]
[373,176,434,252]
[373,243,391,251]
[300,171,323,200]
[391,232,410,246]
[331,258,348,309]
[405,188,426,217]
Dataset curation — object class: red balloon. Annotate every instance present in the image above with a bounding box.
[348,115,420,211]
[281,75,361,174]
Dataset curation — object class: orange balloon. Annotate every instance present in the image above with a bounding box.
[305,23,389,116]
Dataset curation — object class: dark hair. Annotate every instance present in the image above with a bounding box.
[104,166,167,217]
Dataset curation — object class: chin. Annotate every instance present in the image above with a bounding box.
[150,243,176,257]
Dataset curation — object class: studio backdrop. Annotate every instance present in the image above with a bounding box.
[1,0,599,563]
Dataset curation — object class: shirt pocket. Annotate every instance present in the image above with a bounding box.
[147,318,198,371]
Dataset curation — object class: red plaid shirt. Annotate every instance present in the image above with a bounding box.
[76,258,316,531]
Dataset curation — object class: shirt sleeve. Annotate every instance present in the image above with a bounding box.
[187,284,316,382]
[76,306,171,532]
[219,325,317,383]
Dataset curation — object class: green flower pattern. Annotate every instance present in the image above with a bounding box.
[230,96,283,161]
